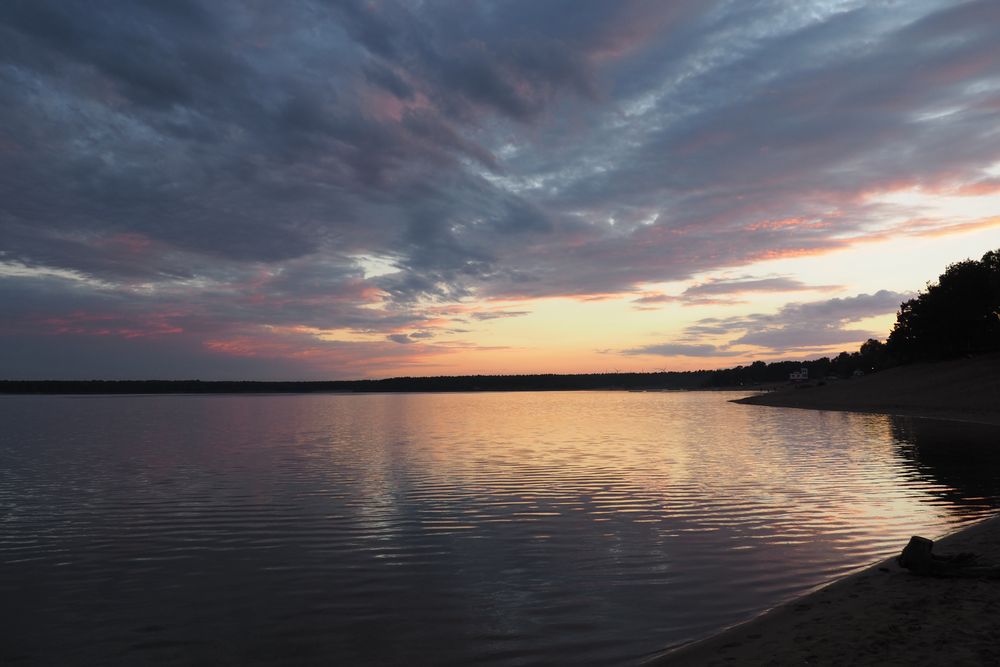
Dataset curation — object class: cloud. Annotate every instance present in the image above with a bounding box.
[631,293,680,305]
[632,277,844,309]
[470,310,531,320]
[1,1,997,377]
[632,276,841,310]
[682,277,842,298]
[387,330,437,344]
[623,290,910,358]
[621,343,741,357]
[723,291,909,352]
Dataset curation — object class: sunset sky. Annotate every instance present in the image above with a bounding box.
[2,0,999,380]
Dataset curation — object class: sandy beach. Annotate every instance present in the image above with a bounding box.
[648,355,1000,666]
[647,515,1000,666]
[734,353,1000,426]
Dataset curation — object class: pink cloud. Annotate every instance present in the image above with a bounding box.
[32,311,184,338]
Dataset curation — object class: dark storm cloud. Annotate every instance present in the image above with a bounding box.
[327,0,704,121]
[1,0,997,377]
[478,0,1000,297]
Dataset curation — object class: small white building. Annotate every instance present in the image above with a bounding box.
[789,367,808,381]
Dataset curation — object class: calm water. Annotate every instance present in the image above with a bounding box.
[2,392,999,665]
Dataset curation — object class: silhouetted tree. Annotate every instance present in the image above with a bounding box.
[887,249,1000,362]
[747,360,768,382]
[858,338,888,372]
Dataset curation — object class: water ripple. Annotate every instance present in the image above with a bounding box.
[1,392,999,665]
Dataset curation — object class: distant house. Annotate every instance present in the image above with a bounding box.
[852,369,865,377]
[789,367,808,381]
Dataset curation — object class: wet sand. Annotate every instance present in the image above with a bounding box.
[646,515,1000,666]
[647,355,1000,665]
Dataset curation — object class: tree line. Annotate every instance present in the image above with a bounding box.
[0,372,716,394]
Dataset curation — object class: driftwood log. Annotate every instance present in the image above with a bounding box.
[897,535,1000,578]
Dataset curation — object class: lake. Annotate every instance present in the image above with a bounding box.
[2,391,999,665]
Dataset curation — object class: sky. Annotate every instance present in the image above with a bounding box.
[1,0,999,380]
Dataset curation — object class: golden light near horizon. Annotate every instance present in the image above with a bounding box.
[351,221,1000,378]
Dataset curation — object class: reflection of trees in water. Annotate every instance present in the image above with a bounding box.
[891,417,1000,510]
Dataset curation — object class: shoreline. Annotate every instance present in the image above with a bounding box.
[645,511,1000,666]
[733,353,1000,427]
[732,400,1000,428]
[649,365,1000,666]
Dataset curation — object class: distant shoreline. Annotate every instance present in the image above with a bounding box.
[0,373,735,395]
